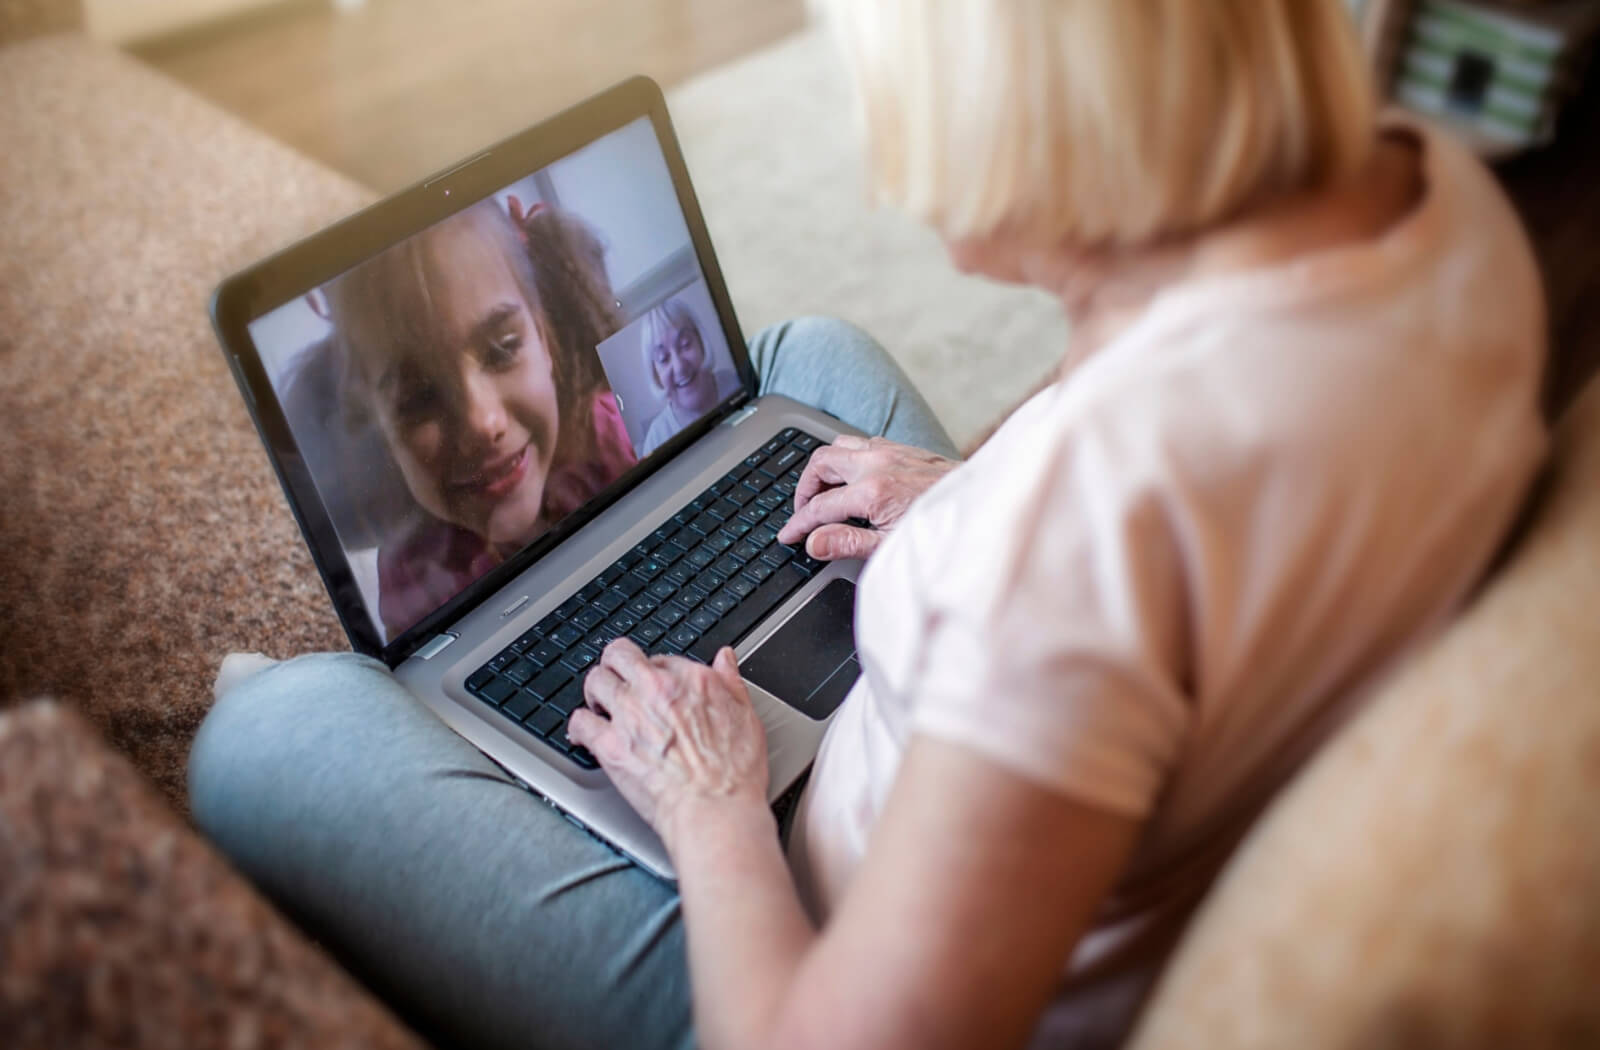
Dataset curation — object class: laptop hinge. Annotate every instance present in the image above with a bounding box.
[415,632,459,660]
[723,404,759,428]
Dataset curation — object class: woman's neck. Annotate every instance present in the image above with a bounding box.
[1032,132,1424,368]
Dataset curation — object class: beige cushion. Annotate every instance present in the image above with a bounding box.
[0,0,79,44]
[1130,373,1600,1049]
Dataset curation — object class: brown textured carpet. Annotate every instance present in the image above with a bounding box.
[0,701,426,1049]
[0,35,374,812]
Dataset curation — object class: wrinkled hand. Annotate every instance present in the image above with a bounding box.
[568,639,769,850]
[776,435,957,561]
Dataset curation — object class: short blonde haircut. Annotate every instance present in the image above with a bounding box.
[817,0,1377,246]
[639,296,703,399]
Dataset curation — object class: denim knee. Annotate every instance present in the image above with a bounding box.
[187,651,391,833]
[753,315,889,383]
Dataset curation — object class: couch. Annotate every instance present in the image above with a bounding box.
[3,3,1598,1048]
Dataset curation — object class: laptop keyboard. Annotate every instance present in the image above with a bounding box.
[464,427,829,770]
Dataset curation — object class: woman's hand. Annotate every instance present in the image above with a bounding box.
[568,639,770,851]
[776,435,958,561]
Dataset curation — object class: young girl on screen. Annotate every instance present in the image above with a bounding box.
[323,199,636,639]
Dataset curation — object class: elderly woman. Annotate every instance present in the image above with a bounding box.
[636,295,742,456]
[189,1,1547,1048]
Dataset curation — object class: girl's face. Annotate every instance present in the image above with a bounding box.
[359,224,560,550]
[650,321,717,415]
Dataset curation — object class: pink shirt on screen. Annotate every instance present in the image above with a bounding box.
[786,119,1548,1046]
[377,393,638,639]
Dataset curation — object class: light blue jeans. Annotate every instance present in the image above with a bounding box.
[188,318,957,1050]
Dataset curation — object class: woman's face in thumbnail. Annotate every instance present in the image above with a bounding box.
[650,320,718,416]
[357,222,560,550]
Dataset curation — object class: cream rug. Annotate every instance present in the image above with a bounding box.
[669,27,1070,448]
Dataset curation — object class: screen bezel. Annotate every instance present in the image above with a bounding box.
[210,77,756,667]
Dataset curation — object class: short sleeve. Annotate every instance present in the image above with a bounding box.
[887,399,1194,817]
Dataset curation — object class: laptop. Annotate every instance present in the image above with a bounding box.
[211,77,863,880]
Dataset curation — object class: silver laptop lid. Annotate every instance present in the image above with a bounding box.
[212,80,757,663]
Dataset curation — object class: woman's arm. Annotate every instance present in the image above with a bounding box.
[673,736,1139,1050]
[571,644,1140,1050]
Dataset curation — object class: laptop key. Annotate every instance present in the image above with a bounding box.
[467,668,496,692]
[656,538,692,566]
[595,588,627,614]
[617,573,649,599]
[569,745,600,771]
[560,645,599,673]
[547,678,587,716]
[503,688,542,722]
[627,594,660,618]
[632,620,667,645]
[793,552,828,576]
[529,664,574,700]
[727,575,758,598]
[550,624,585,649]
[653,602,688,626]
[527,705,565,738]
[503,658,537,685]
[743,559,775,583]
[669,625,702,649]
[480,676,517,705]
[647,579,677,601]
[688,608,720,632]
[706,591,740,616]
[574,606,605,630]
[527,641,561,668]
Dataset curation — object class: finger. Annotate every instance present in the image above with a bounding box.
[712,646,741,688]
[806,523,883,561]
[507,194,525,224]
[600,637,653,684]
[778,483,873,545]
[792,444,865,514]
[582,664,623,714]
[566,707,609,750]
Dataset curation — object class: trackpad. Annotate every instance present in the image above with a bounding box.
[741,578,860,720]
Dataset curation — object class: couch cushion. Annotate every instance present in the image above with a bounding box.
[0,699,427,1049]
[0,0,80,44]
[0,35,374,810]
[1129,372,1600,1048]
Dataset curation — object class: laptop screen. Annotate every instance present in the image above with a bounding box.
[246,117,743,644]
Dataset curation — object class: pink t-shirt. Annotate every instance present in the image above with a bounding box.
[786,120,1548,1045]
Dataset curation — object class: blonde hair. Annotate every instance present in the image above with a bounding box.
[816,0,1377,247]
[639,296,704,399]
